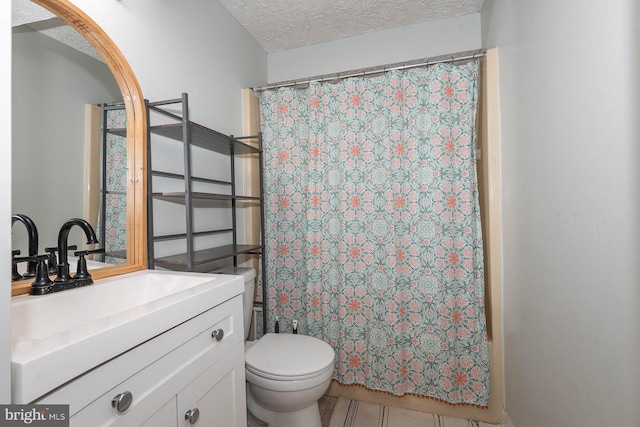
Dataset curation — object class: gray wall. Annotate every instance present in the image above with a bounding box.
[268,13,481,83]
[483,0,640,426]
[68,0,268,134]
[12,28,122,253]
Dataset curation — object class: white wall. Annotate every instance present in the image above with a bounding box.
[1,0,12,405]
[267,13,481,83]
[483,1,640,426]
[12,29,122,253]
[69,0,267,135]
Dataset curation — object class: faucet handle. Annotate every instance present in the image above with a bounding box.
[45,245,78,254]
[79,248,105,255]
[28,254,54,295]
[72,248,104,280]
[73,248,105,258]
[72,250,91,280]
[10,254,53,294]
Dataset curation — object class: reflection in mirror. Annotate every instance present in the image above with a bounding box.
[99,104,128,263]
[11,0,128,283]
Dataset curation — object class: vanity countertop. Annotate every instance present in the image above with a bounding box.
[11,269,243,404]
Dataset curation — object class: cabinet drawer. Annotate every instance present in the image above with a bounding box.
[37,295,242,426]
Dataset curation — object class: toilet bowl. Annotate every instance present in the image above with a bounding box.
[245,333,335,427]
[212,267,336,427]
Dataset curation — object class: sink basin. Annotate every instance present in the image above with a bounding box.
[12,269,243,403]
[13,271,217,341]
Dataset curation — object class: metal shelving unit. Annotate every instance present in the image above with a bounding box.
[145,93,267,332]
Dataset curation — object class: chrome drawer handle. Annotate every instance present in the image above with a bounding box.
[185,407,200,424]
[111,391,133,413]
[211,328,224,341]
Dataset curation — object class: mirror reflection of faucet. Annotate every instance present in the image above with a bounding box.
[12,250,23,282]
[11,214,39,280]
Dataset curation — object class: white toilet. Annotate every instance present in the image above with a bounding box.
[215,267,336,427]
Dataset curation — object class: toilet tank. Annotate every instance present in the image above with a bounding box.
[211,266,256,340]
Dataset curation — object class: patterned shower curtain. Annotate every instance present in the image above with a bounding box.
[258,62,489,406]
[101,109,128,264]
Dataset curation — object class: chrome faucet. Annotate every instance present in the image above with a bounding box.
[11,214,39,279]
[53,218,99,289]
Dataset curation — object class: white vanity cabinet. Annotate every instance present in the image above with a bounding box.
[176,343,245,426]
[34,294,247,427]
[140,343,245,427]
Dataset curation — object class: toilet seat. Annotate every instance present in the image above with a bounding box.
[246,360,335,382]
[245,333,335,381]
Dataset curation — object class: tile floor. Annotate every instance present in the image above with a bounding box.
[321,396,508,427]
[319,395,339,427]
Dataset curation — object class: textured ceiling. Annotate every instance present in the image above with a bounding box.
[12,0,484,59]
[219,0,484,52]
[12,0,53,26]
[12,0,102,62]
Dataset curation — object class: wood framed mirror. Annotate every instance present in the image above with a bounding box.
[12,0,147,296]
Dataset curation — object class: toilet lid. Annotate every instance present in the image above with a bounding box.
[245,333,335,379]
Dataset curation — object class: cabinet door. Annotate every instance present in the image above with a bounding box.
[178,343,246,427]
[141,397,177,427]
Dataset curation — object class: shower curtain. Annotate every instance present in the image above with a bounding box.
[100,109,128,264]
[258,61,489,406]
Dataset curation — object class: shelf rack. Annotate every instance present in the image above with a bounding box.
[145,93,267,333]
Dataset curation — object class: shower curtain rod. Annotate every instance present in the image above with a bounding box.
[253,49,485,92]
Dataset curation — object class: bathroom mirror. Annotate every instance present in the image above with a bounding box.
[12,7,124,272]
[11,0,147,296]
